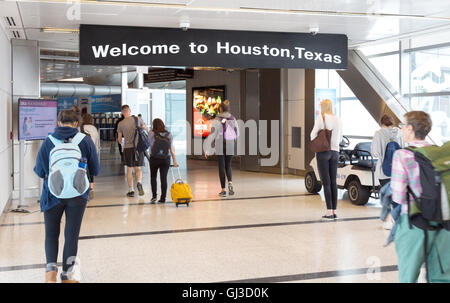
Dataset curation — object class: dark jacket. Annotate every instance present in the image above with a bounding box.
[34,127,100,212]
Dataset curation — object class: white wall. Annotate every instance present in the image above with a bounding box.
[0,25,12,213]
[287,69,306,171]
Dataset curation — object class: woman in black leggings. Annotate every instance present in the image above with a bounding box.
[34,110,100,282]
[310,99,343,220]
[148,118,178,203]
[205,100,239,197]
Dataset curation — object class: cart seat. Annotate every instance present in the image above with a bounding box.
[352,142,377,169]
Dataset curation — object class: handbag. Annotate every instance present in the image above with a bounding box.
[309,115,332,153]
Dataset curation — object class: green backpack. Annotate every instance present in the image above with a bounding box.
[406,141,450,282]
[414,141,450,212]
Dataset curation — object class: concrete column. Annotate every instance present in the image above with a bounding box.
[121,66,128,105]
[11,39,41,200]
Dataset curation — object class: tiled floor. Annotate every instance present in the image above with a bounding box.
[0,149,399,283]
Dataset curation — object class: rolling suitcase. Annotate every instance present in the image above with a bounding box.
[170,165,193,207]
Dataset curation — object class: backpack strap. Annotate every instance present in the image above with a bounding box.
[71,132,86,145]
[133,116,139,147]
[48,135,61,146]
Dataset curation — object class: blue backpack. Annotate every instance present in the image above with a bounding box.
[382,140,401,177]
[47,133,89,199]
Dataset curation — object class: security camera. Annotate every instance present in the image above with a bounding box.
[309,27,319,36]
[180,21,190,31]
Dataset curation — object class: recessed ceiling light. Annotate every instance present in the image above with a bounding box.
[41,27,79,34]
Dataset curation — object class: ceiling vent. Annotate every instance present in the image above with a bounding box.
[11,30,21,39]
[4,16,17,27]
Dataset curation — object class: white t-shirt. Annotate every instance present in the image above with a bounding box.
[82,124,100,154]
[310,114,343,152]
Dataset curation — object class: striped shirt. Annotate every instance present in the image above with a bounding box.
[391,140,431,214]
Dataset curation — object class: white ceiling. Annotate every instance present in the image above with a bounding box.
[1,0,449,50]
[1,0,450,81]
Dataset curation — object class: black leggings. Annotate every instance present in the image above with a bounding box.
[218,154,233,189]
[316,151,339,210]
[150,157,170,200]
[44,197,87,272]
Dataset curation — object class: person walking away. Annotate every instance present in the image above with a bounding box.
[81,113,100,200]
[372,114,402,229]
[372,114,402,188]
[391,111,450,283]
[310,99,343,220]
[148,118,178,203]
[117,105,147,197]
[34,110,100,283]
[205,100,239,197]
[114,114,125,164]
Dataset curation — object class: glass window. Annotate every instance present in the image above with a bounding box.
[369,54,400,93]
[165,92,187,155]
[340,98,379,138]
[409,95,450,145]
[409,47,450,94]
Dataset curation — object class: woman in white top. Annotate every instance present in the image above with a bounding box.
[310,99,343,220]
[81,113,100,200]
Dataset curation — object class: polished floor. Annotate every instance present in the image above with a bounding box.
[0,144,402,283]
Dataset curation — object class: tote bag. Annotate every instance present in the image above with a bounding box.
[309,115,332,153]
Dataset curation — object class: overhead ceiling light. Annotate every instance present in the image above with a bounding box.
[41,28,79,34]
[57,77,84,82]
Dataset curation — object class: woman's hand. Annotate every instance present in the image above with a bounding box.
[173,160,179,167]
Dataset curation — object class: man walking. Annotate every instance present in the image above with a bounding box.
[117,105,147,197]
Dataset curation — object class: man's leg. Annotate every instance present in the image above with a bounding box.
[135,167,144,196]
[126,166,134,192]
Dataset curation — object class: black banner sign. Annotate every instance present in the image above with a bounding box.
[79,24,347,69]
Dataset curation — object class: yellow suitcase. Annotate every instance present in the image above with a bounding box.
[170,166,193,207]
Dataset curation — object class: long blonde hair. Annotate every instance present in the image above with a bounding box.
[320,99,334,117]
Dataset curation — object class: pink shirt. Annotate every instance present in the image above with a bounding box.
[391,140,431,214]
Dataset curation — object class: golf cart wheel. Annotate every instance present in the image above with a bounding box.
[348,180,370,205]
[305,171,322,194]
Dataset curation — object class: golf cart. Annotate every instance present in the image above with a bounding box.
[305,136,380,205]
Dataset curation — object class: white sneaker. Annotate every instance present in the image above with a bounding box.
[382,220,393,230]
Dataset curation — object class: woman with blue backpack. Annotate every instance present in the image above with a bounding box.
[34,110,100,283]
[372,114,402,188]
[205,100,239,197]
[372,114,402,230]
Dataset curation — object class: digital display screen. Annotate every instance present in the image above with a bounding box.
[192,86,225,138]
[19,99,58,141]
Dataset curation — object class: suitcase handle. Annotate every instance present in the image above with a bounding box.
[170,165,183,183]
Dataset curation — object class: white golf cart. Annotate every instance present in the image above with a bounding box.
[305,136,380,205]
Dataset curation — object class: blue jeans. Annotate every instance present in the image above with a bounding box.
[44,196,87,272]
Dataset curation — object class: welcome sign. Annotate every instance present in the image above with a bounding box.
[80,25,347,69]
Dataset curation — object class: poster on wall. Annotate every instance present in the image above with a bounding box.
[314,88,338,119]
[91,94,122,113]
[193,86,225,137]
[19,99,57,141]
[57,96,78,112]
[79,97,91,115]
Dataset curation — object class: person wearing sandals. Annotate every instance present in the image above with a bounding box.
[310,99,343,220]
[205,100,239,197]
[34,110,100,283]
[148,118,178,203]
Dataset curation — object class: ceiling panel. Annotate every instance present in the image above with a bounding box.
[17,1,450,47]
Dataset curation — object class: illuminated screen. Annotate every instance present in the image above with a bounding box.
[192,86,225,138]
